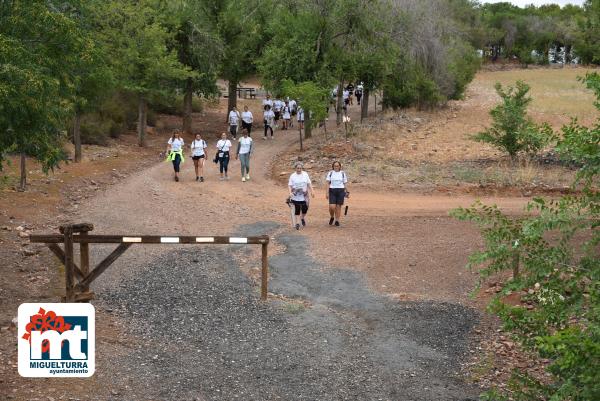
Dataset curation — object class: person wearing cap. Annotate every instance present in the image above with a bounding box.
[288,162,315,230]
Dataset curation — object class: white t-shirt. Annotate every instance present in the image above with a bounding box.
[264,110,275,125]
[229,110,240,126]
[326,170,347,189]
[297,108,304,121]
[273,100,282,112]
[343,90,349,100]
[262,98,273,108]
[241,111,253,124]
[289,99,297,111]
[168,137,184,152]
[216,139,232,152]
[282,106,291,119]
[288,171,311,202]
[191,139,207,156]
[238,136,252,154]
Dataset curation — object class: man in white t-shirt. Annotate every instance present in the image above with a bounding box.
[235,129,253,182]
[228,107,241,140]
[288,162,314,230]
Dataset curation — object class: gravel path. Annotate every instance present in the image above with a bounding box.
[94,221,480,401]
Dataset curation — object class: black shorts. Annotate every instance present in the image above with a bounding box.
[274,111,281,120]
[329,188,346,205]
[192,155,205,160]
[292,200,308,215]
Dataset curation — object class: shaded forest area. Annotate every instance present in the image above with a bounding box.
[2,0,599,189]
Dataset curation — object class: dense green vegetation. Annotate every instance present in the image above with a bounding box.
[0,0,598,184]
[452,73,600,401]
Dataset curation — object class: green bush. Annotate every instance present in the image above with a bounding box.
[472,81,554,159]
[79,113,112,146]
[148,93,203,116]
[452,73,600,401]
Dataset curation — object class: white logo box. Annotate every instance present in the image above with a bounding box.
[18,303,95,378]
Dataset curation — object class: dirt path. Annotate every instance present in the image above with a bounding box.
[4,101,531,400]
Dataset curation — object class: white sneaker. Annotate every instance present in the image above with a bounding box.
[262,137,267,140]
[245,174,250,180]
[242,177,246,182]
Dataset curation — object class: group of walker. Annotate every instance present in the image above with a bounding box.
[166,92,349,228]
[166,129,253,182]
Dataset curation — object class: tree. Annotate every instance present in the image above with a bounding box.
[472,81,554,160]
[167,0,222,134]
[68,0,115,162]
[576,0,600,64]
[94,0,192,147]
[281,79,329,142]
[451,73,600,401]
[0,0,85,189]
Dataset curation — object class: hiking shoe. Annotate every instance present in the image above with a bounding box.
[219,176,224,181]
[242,177,246,182]
[301,218,306,227]
[329,217,334,225]
[334,221,340,227]
[196,176,199,181]
[175,176,179,182]
[200,177,204,182]
[245,174,250,180]
[295,224,300,230]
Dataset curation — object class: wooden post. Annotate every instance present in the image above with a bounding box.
[261,243,268,301]
[63,225,75,302]
[512,250,520,279]
[79,231,90,293]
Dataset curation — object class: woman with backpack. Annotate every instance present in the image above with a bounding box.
[190,133,207,182]
[215,132,232,180]
[325,161,349,226]
[166,131,184,182]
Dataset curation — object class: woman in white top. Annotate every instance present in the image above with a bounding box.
[263,105,275,140]
[288,162,315,230]
[166,131,184,182]
[235,128,253,182]
[282,101,291,130]
[297,107,305,131]
[325,161,349,226]
[215,132,232,180]
[241,105,253,136]
[190,133,207,182]
[228,107,240,140]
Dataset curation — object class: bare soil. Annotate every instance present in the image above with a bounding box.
[0,70,572,399]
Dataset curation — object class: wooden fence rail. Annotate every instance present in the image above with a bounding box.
[29,223,270,302]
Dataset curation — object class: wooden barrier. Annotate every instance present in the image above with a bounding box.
[29,223,270,302]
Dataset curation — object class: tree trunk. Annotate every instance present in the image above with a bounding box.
[73,110,82,163]
[336,79,344,125]
[227,79,237,122]
[183,78,193,134]
[361,89,369,122]
[305,111,312,139]
[138,96,147,147]
[374,93,377,117]
[299,124,303,150]
[19,153,26,191]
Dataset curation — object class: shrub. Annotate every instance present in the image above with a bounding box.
[452,73,600,401]
[472,81,554,159]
